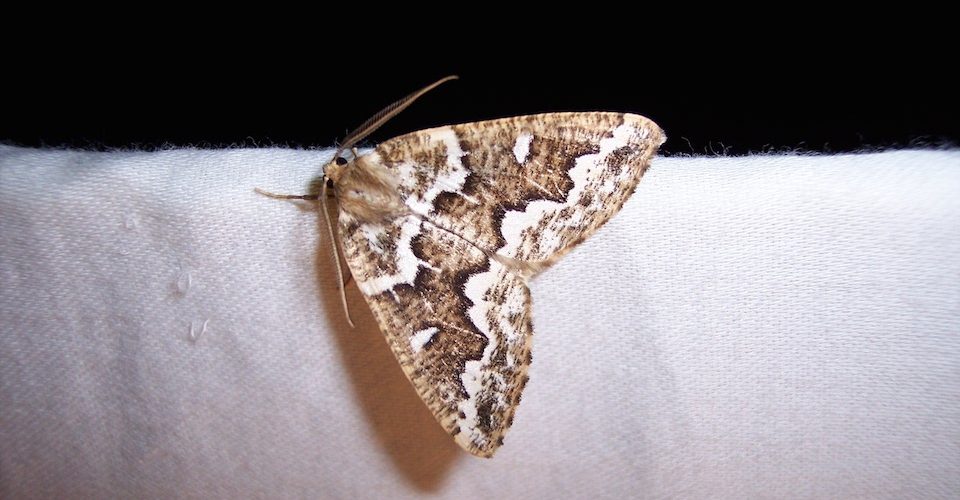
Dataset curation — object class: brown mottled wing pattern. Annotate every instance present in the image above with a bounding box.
[376,112,665,263]
[338,211,530,457]
[337,112,664,457]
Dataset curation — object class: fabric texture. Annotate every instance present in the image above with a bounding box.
[1,146,958,498]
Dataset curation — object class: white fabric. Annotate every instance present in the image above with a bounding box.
[1,146,958,498]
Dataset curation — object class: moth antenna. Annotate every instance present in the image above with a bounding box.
[335,75,458,159]
[254,187,321,201]
[321,177,355,328]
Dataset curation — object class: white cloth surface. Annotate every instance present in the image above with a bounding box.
[1,146,958,499]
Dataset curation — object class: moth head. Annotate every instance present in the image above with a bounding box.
[328,155,406,222]
[323,154,351,185]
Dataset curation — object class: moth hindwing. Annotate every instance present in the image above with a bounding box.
[326,112,664,457]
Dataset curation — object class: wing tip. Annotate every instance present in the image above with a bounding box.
[454,432,502,458]
[621,112,667,148]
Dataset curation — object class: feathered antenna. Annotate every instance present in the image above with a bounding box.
[333,75,459,161]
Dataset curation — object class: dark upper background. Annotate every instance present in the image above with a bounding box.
[3,44,956,156]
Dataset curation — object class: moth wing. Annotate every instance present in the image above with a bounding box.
[338,112,663,457]
[338,212,532,458]
[372,111,665,265]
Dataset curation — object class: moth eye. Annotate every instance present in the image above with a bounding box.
[326,178,334,189]
[335,157,348,166]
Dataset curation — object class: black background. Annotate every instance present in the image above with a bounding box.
[3,34,956,156]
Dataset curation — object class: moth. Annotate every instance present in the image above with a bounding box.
[259,77,664,457]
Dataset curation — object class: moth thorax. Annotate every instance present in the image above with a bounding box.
[329,157,408,222]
